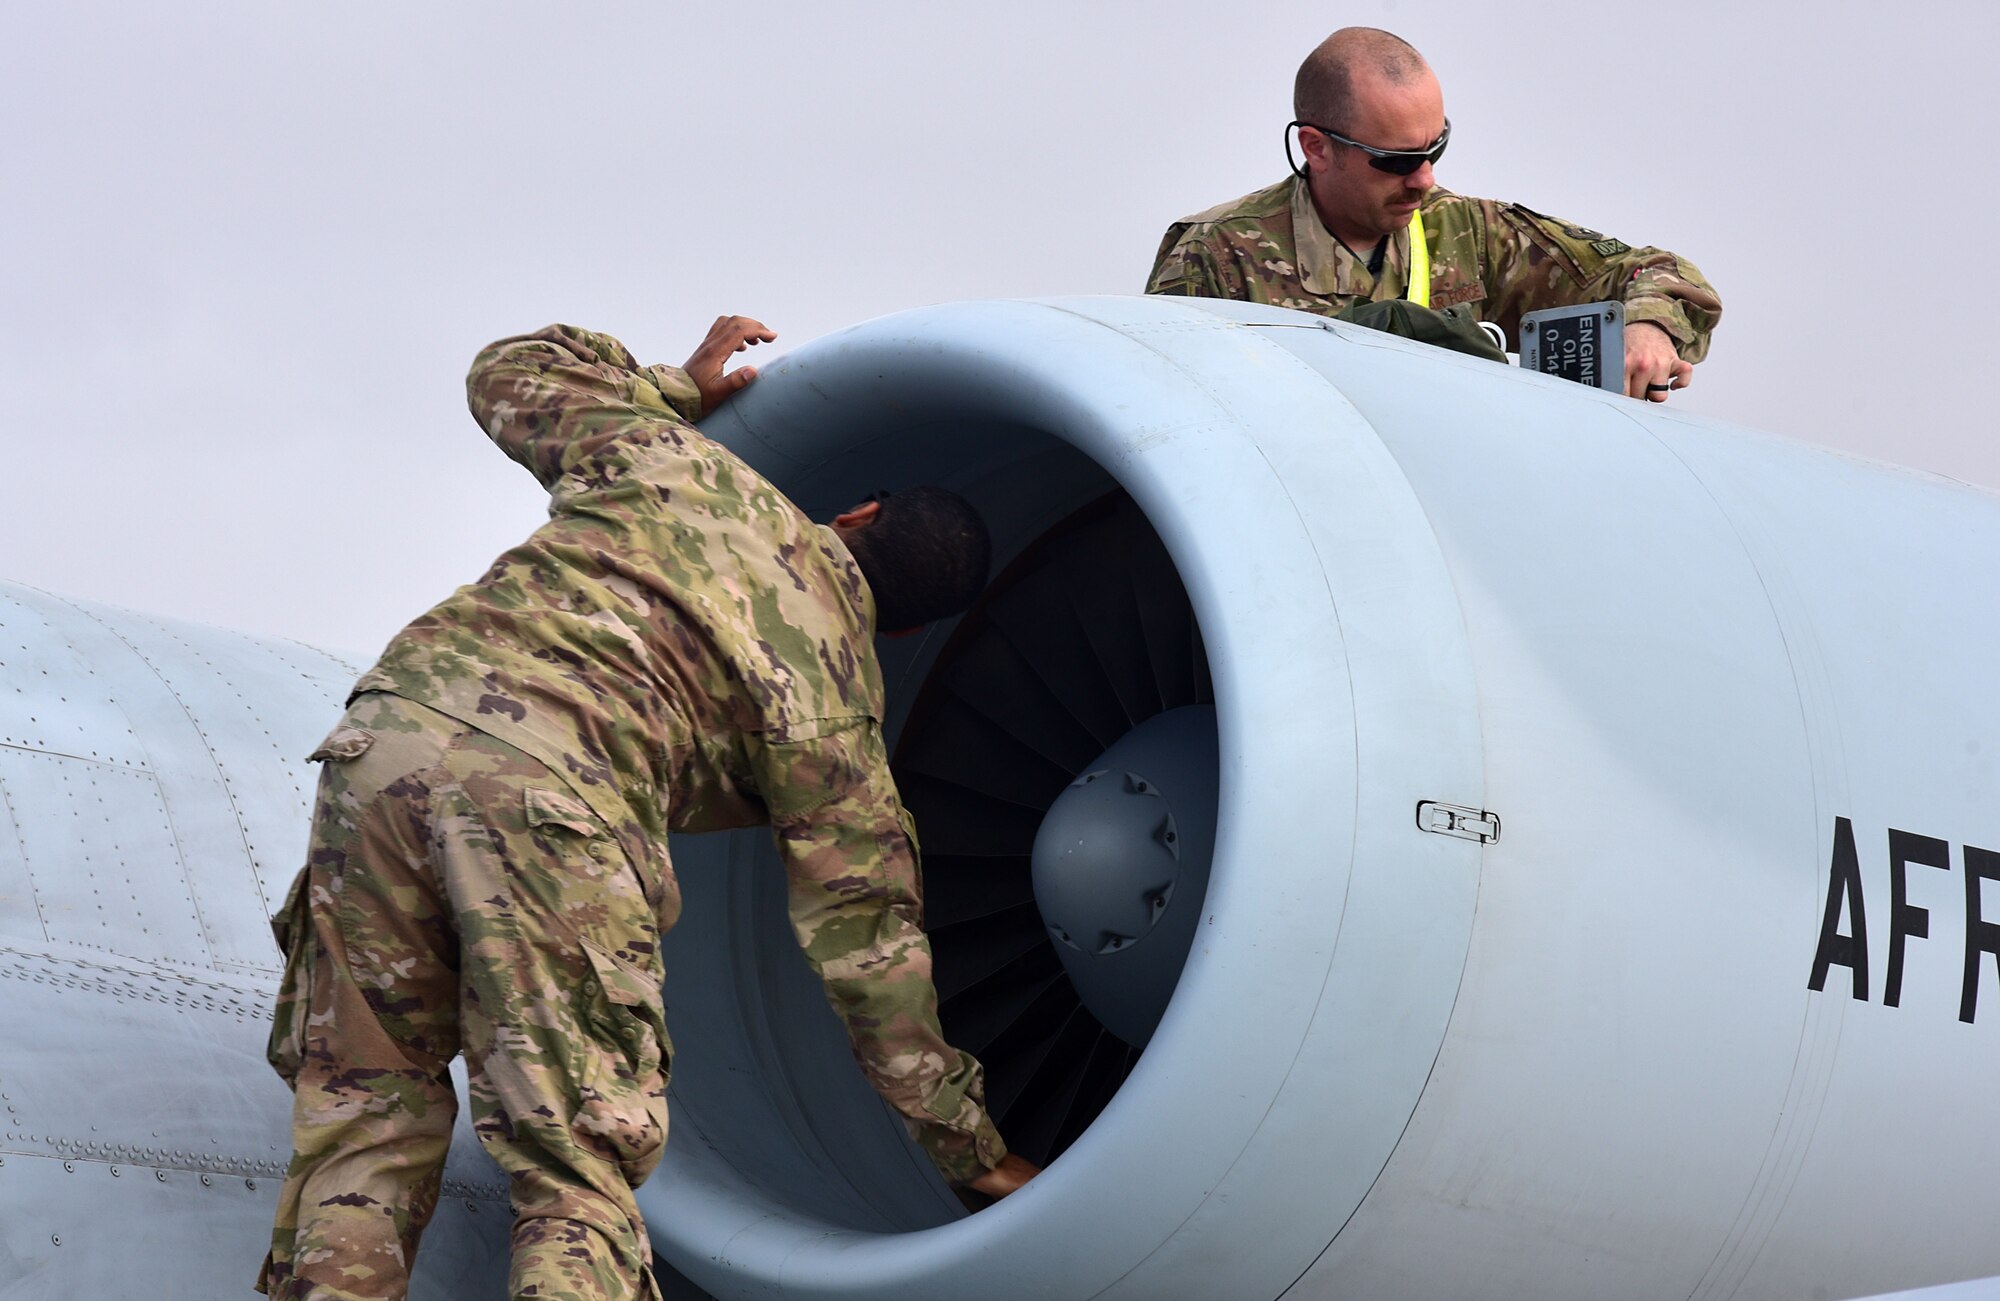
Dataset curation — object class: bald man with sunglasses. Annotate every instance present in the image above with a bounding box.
[1146,27,1721,402]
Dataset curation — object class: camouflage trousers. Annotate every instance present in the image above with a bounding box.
[258,693,672,1301]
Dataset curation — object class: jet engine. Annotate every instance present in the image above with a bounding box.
[652,295,2000,1301]
[4,295,1998,1301]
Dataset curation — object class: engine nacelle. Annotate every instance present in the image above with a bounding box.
[652,295,2000,1301]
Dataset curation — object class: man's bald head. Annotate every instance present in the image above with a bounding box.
[1294,27,1428,131]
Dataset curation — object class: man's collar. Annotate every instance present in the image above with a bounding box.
[1290,175,1410,299]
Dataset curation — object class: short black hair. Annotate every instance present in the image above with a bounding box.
[840,486,991,632]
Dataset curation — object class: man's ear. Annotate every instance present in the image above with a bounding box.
[832,500,883,530]
[1299,126,1334,174]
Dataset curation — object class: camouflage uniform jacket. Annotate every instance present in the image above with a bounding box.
[350,324,1006,1179]
[1147,175,1722,361]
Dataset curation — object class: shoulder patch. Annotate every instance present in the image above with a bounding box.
[1509,203,1609,245]
[1589,237,1631,257]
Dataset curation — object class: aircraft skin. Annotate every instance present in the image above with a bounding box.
[4,295,2000,1300]
[0,581,528,1297]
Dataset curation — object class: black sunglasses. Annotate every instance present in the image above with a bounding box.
[1287,118,1450,177]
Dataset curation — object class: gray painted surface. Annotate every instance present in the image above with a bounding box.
[0,584,521,1297]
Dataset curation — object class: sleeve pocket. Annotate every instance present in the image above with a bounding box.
[747,718,876,822]
[582,939,665,1014]
[307,725,374,763]
[269,868,308,955]
[577,940,673,1185]
[524,786,602,837]
[265,870,316,1086]
[579,940,672,1085]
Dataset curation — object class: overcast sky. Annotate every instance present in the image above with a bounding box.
[6,2,1995,656]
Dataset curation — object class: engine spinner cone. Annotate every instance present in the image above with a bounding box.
[1031,705,1220,1047]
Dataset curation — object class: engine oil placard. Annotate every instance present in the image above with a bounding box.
[1520,301,1624,390]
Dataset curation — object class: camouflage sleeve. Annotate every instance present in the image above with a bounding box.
[465,324,709,490]
[749,718,1008,1183]
[1478,204,1723,363]
[1145,225,1238,299]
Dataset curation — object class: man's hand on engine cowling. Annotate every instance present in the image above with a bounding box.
[1624,320,1693,402]
[966,1152,1041,1200]
[684,315,777,414]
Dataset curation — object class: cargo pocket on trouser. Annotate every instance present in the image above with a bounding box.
[265,867,315,1087]
[577,939,673,1187]
[265,718,381,1087]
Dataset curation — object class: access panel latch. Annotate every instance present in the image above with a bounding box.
[1518,300,1624,391]
[1416,800,1501,845]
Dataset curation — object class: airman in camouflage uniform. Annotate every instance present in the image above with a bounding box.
[259,319,1018,1301]
[1148,28,1721,397]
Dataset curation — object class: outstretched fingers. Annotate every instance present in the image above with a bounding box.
[685,315,778,413]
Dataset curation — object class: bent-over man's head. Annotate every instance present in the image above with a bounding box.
[832,487,991,633]
[1292,28,1446,251]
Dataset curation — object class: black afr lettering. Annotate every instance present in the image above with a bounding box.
[1961,845,2000,1024]
[1885,829,1950,1008]
[1809,819,2000,1024]
[1809,817,1870,1000]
